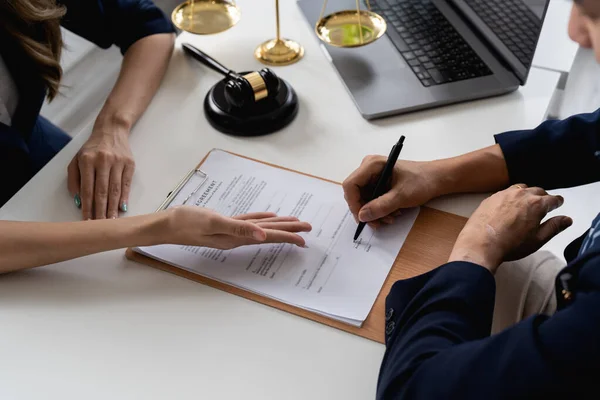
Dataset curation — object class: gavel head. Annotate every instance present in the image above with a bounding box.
[224,68,281,108]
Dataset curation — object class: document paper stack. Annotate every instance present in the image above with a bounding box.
[135,150,419,327]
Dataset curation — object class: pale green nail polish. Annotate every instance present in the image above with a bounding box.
[120,202,128,212]
[74,194,81,209]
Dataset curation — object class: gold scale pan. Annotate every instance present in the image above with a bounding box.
[171,0,387,65]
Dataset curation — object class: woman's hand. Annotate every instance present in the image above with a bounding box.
[449,185,573,273]
[0,208,311,273]
[67,127,135,220]
[66,33,175,220]
[343,156,440,228]
[160,207,312,249]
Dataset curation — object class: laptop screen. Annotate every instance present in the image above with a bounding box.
[452,0,551,83]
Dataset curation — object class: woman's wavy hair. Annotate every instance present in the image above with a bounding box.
[0,0,66,100]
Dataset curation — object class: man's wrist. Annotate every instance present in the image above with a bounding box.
[426,158,458,198]
[448,244,501,273]
[427,145,510,197]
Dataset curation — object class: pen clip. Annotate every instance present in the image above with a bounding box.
[157,169,208,211]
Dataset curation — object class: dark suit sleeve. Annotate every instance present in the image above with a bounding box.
[377,258,600,400]
[494,109,600,190]
[59,0,175,54]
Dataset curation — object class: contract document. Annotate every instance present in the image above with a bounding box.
[134,150,419,327]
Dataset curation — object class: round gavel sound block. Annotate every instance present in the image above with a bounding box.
[204,73,298,137]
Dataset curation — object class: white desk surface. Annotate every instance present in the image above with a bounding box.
[533,0,579,73]
[0,1,570,398]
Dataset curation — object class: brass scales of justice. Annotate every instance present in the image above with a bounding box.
[170,0,389,65]
[169,0,388,137]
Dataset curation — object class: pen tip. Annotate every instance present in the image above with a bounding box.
[399,136,405,144]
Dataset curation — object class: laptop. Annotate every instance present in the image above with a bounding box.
[298,0,550,119]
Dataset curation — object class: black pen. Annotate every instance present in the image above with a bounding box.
[353,135,405,241]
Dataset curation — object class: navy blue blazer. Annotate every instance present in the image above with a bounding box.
[0,0,174,206]
[377,109,600,399]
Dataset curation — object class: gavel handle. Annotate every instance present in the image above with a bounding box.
[182,43,236,78]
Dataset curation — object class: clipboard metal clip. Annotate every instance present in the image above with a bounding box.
[157,168,208,211]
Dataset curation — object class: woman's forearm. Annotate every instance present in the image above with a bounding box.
[93,33,175,134]
[0,213,168,273]
[430,144,510,197]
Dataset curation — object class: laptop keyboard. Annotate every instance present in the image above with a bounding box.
[370,0,492,87]
[465,0,541,67]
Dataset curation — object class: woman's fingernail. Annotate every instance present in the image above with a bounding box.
[120,202,128,212]
[253,231,266,241]
[74,194,82,209]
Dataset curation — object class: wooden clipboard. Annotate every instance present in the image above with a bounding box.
[126,150,467,344]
